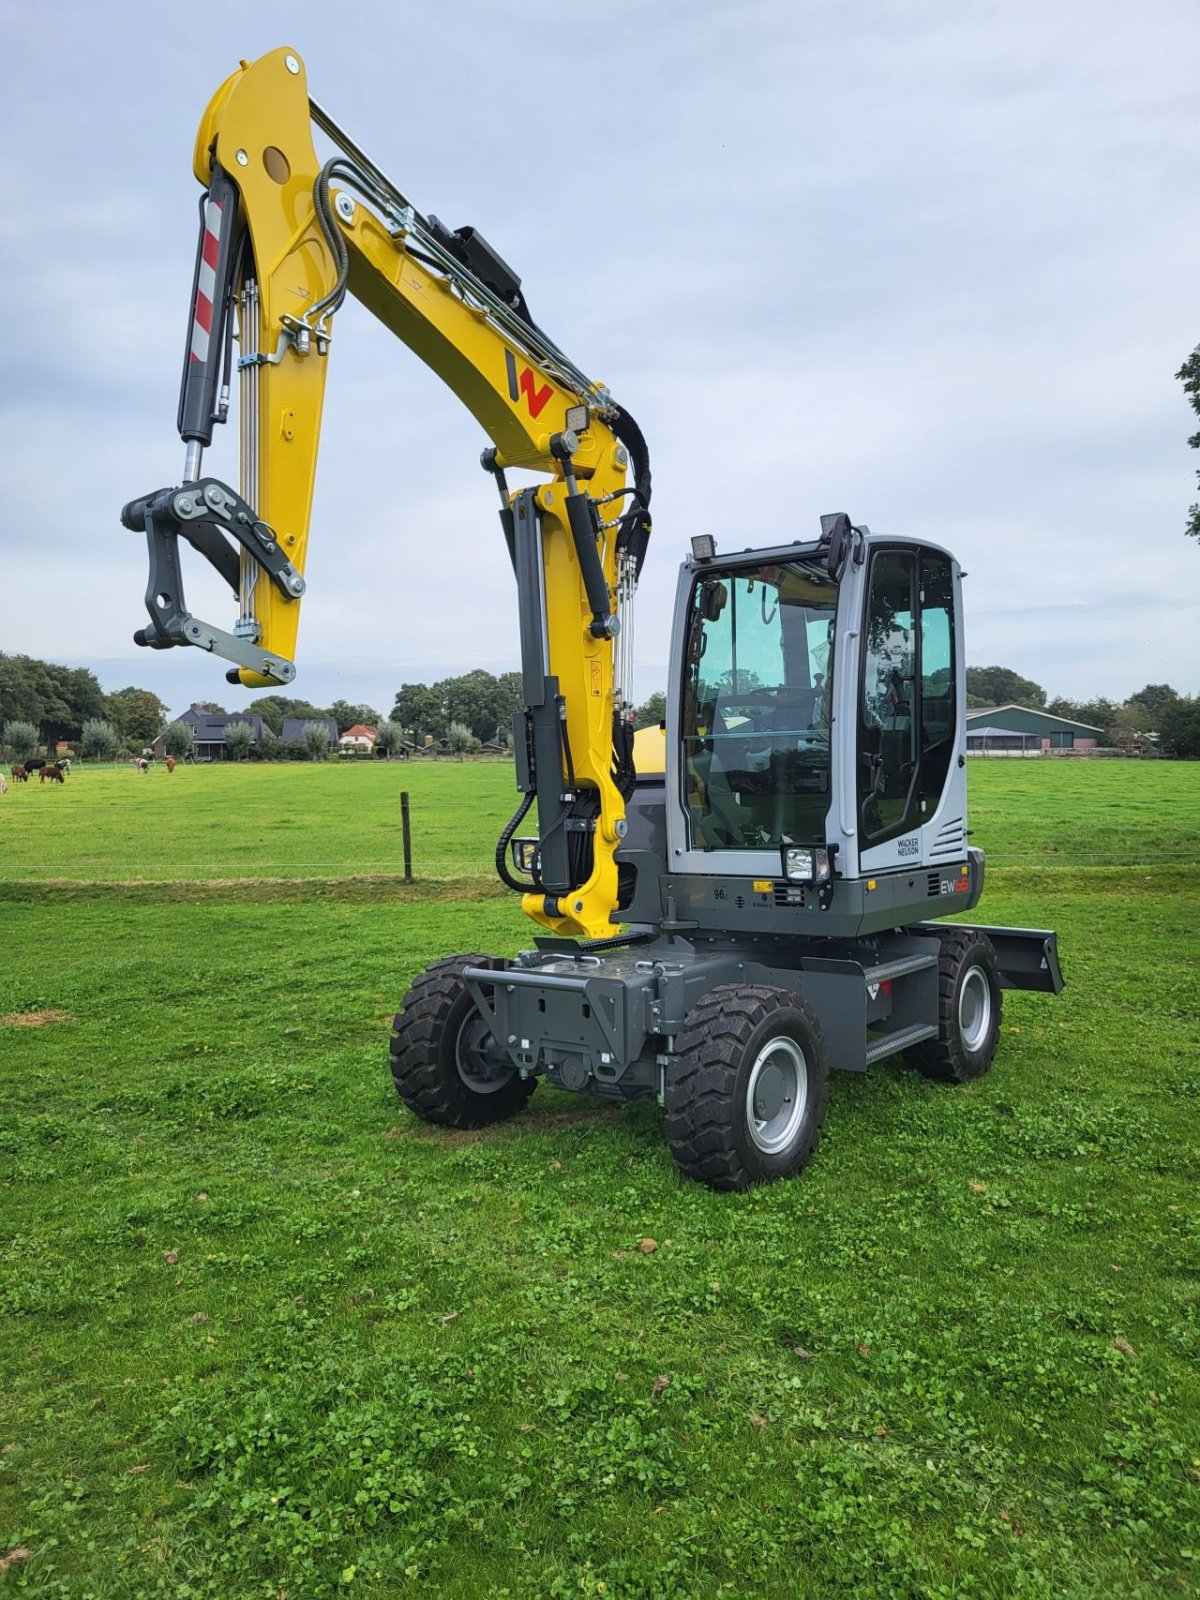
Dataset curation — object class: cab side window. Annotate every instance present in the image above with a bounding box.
[859,552,918,839]
[919,555,956,799]
[858,548,957,844]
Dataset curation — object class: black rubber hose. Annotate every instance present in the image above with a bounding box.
[495,790,538,894]
[611,404,653,576]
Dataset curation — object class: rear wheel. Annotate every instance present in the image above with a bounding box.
[906,929,1002,1083]
[391,954,536,1128]
[664,984,829,1191]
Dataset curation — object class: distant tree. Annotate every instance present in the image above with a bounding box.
[242,696,312,735]
[0,654,107,744]
[0,657,41,726]
[496,671,524,724]
[81,719,119,760]
[105,686,168,745]
[446,720,475,760]
[52,667,108,744]
[244,697,287,735]
[635,690,667,729]
[388,672,526,743]
[1126,683,1179,725]
[1045,696,1134,744]
[1159,695,1200,758]
[966,667,1046,708]
[302,720,331,760]
[162,720,193,759]
[1175,344,1200,542]
[224,720,255,761]
[329,699,379,734]
[243,696,329,735]
[374,718,402,756]
[192,701,227,715]
[441,670,508,742]
[3,718,39,761]
[392,682,447,744]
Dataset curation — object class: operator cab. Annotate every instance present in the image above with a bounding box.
[664,527,968,891]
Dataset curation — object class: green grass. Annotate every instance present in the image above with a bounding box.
[1,760,1197,1597]
[0,760,516,884]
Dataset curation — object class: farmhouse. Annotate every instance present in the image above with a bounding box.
[281,716,339,750]
[161,707,272,759]
[339,723,378,753]
[966,704,1103,754]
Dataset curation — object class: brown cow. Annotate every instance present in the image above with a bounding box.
[165,756,177,773]
[40,766,64,784]
[133,758,150,774]
[10,765,28,783]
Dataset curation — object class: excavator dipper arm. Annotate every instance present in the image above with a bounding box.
[120,47,652,939]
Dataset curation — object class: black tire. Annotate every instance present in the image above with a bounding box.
[906,929,1002,1083]
[663,985,829,1192]
[390,953,536,1128]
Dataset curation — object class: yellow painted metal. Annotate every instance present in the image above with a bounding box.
[194,47,333,683]
[191,47,634,938]
[632,722,667,775]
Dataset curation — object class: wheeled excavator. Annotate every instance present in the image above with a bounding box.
[121,48,1063,1190]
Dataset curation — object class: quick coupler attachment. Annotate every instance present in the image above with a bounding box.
[121,479,300,683]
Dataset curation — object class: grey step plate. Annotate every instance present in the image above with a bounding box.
[863,954,938,987]
[865,1022,938,1065]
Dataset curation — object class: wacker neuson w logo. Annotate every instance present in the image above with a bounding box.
[505,350,553,418]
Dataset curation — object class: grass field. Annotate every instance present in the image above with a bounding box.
[1,759,1197,1598]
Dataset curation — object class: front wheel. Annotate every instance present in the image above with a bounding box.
[906,929,1002,1083]
[664,985,829,1191]
[391,954,536,1128]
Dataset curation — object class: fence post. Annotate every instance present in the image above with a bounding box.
[400,789,413,883]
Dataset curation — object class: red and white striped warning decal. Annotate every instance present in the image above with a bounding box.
[189,197,224,365]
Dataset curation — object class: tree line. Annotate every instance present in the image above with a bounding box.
[0,653,174,759]
[4,650,1199,759]
[391,673,669,745]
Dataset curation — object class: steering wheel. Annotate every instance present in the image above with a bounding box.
[717,687,781,730]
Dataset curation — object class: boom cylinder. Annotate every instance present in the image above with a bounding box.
[236,278,262,639]
[177,164,242,448]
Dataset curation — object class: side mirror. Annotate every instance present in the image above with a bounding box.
[819,512,852,577]
[700,580,728,622]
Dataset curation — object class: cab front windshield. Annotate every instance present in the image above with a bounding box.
[682,558,837,850]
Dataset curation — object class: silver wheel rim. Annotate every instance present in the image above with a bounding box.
[746,1035,809,1154]
[958,967,992,1053]
[455,1011,513,1094]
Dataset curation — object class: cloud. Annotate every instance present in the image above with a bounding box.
[1,0,1197,712]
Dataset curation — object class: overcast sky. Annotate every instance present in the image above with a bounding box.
[2,0,1197,717]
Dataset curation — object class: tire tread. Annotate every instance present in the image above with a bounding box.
[664,984,828,1191]
[907,929,1002,1083]
[390,953,536,1128]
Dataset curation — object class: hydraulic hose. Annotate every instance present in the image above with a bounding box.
[495,789,537,894]
[612,404,653,575]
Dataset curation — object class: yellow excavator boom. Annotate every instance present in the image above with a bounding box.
[123,47,652,938]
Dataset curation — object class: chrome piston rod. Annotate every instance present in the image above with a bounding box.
[236,278,261,640]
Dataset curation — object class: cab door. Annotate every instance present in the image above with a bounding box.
[857,546,963,870]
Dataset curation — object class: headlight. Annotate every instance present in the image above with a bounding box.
[511,837,539,874]
[782,844,833,884]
